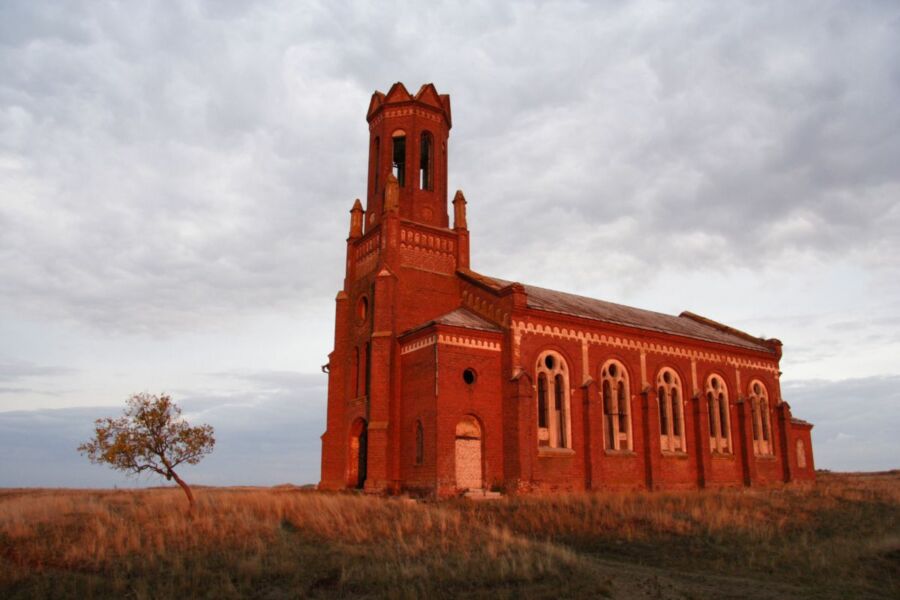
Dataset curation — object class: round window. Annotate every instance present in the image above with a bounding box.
[463,368,476,385]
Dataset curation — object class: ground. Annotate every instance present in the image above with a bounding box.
[1,472,897,599]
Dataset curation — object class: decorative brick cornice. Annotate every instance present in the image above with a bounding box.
[399,227,456,274]
[400,333,501,355]
[512,319,778,374]
[438,333,501,352]
[354,231,381,277]
[400,335,436,355]
[369,107,445,129]
[461,288,509,327]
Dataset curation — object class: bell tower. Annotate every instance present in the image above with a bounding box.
[365,82,452,230]
[321,83,466,495]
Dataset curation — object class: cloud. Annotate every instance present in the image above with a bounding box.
[784,375,900,472]
[0,1,898,480]
[0,1,898,336]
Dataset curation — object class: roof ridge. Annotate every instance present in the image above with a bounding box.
[679,311,771,345]
[399,306,503,338]
[460,272,774,354]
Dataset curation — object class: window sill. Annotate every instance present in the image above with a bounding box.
[754,454,777,461]
[710,452,734,460]
[537,447,575,458]
[604,449,636,457]
[661,451,689,459]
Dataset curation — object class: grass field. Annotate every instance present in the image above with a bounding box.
[1,471,897,599]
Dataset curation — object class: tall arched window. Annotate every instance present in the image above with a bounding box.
[364,342,371,396]
[657,368,686,452]
[535,351,571,449]
[373,136,381,195]
[601,360,632,451]
[537,373,548,430]
[392,129,406,186]
[706,375,731,454]
[353,346,360,397]
[749,381,773,456]
[419,131,433,191]
[415,420,424,465]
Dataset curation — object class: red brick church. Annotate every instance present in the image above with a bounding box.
[319,82,815,496]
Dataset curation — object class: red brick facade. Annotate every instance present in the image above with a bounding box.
[319,83,815,497]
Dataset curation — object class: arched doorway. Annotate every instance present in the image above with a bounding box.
[348,418,368,489]
[455,416,483,491]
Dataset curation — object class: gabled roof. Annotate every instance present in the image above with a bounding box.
[466,271,775,354]
[401,307,502,338]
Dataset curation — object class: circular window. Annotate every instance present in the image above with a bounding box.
[356,296,368,323]
[663,371,671,384]
[463,368,476,385]
[753,382,761,395]
[608,363,618,377]
[544,355,555,369]
[711,377,720,390]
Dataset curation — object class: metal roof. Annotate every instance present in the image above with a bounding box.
[481,274,773,354]
[401,307,502,337]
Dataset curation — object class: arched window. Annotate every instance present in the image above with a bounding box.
[353,346,360,397]
[373,136,380,194]
[601,360,632,451]
[535,351,571,449]
[657,368,686,452]
[364,342,371,396]
[749,381,773,456]
[419,131,433,190]
[392,130,406,186]
[415,420,424,465]
[706,375,731,454]
[537,373,548,429]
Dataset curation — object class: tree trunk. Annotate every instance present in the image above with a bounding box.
[169,469,195,510]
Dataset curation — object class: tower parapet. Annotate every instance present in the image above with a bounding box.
[365,83,452,230]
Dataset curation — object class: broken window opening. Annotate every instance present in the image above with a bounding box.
[419,131,433,190]
[392,131,406,186]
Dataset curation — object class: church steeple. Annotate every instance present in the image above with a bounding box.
[365,83,452,231]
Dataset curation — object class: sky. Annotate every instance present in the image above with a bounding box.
[1,0,898,487]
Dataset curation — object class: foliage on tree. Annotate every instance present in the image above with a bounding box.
[78,393,215,509]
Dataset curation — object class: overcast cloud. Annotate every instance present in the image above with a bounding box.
[1,1,898,485]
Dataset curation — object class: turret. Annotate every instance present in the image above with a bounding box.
[452,189,468,230]
[348,199,364,239]
[365,82,452,230]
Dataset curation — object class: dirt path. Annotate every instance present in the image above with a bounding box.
[586,556,815,600]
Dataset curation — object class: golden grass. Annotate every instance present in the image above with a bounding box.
[1,472,898,599]
[0,488,595,599]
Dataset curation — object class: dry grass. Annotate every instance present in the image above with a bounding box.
[456,472,900,596]
[0,487,596,599]
[1,472,897,599]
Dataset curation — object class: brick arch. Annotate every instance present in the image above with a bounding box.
[534,349,573,450]
[599,357,634,451]
[747,378,774,456]
[523,343,577,379]
[655,365,687,452]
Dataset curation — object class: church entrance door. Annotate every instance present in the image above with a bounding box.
[455,416,483,491]
[349,418,367,489]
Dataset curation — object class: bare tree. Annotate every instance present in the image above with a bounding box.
[78,393,215,509]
